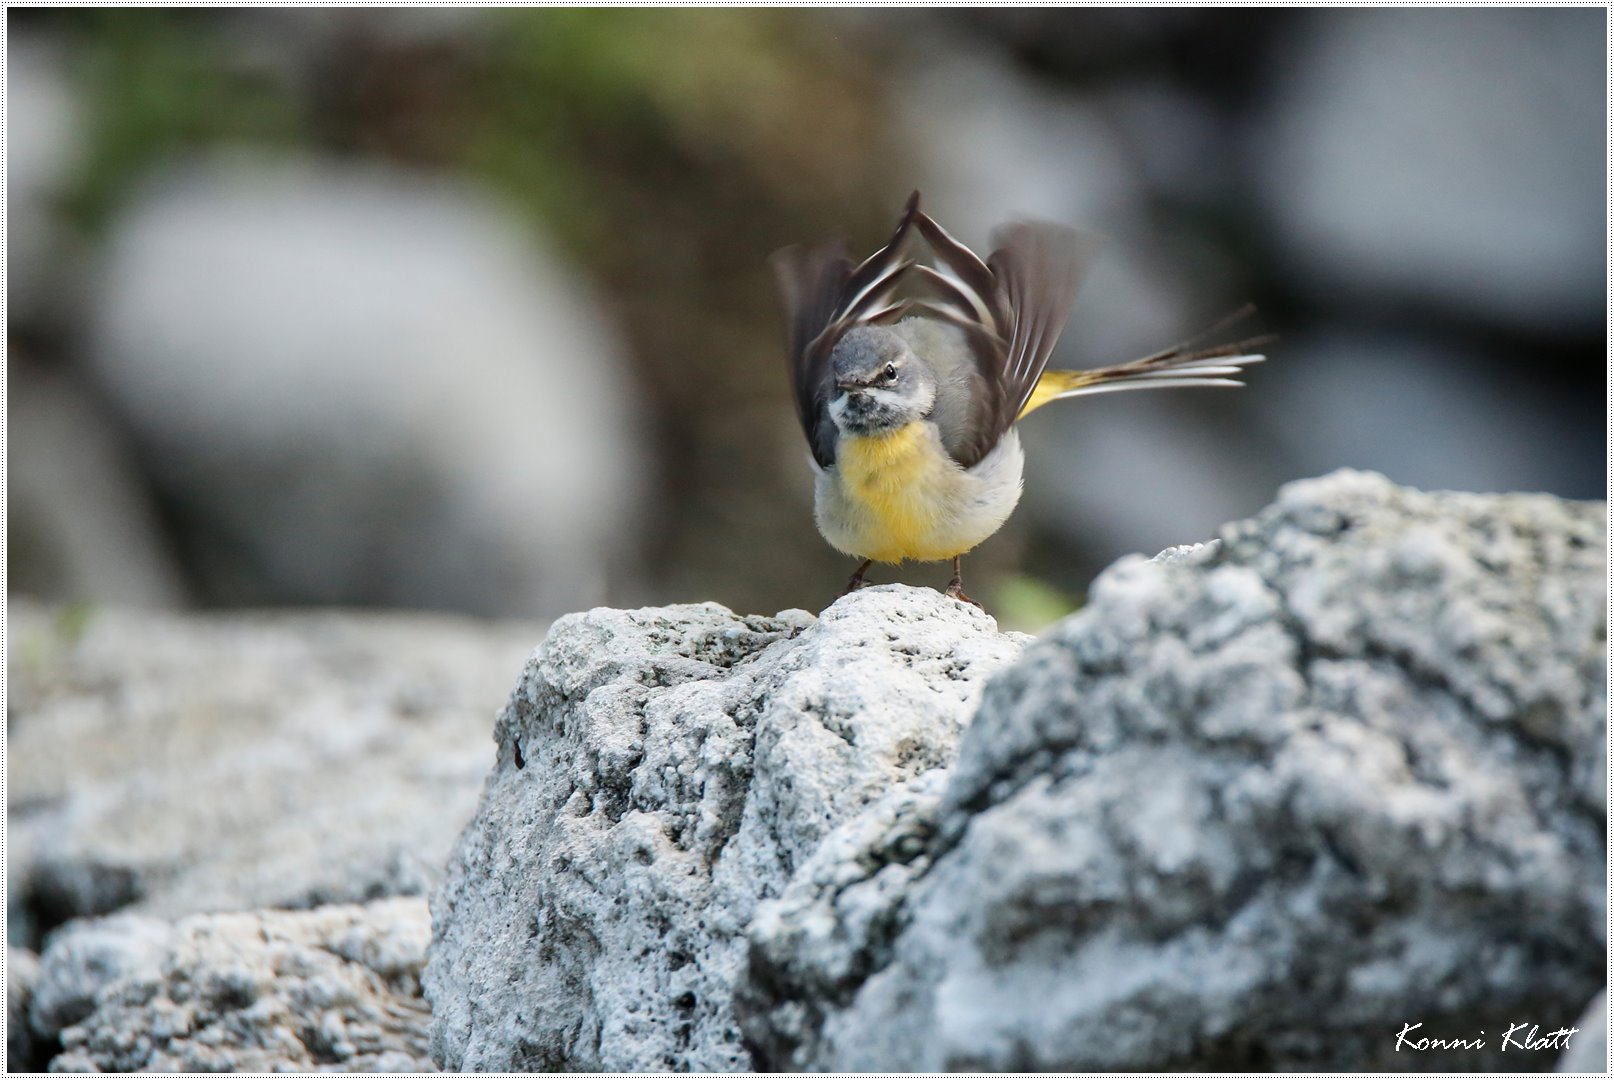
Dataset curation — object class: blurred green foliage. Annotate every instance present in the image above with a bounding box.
[59,10,305,232]
[55,9,895,256]
[468,10,895,244]
[11,601,96,684]
[990,574,1083,634]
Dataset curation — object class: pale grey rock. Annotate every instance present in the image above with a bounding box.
[1559,989,1608,1073]
[27,915,171,1041]
[7,601,539,940]
[735,770,951,1061]
[43,899,433,1072]
[741,470,1606,1070]
[7,948,41,1070]
[87,157,646,617]
[424,589,1028,1070]
[422,472,1603,1070]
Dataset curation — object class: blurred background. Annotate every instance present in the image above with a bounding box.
[7,8,1605,630]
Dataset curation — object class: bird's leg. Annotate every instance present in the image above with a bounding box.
[842,558,875,596]
[945,555,982,608]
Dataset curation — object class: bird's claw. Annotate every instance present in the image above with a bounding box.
[945,579,982,609]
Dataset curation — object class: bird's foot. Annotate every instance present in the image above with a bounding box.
[944,577,982,609]
[841,559,875,597]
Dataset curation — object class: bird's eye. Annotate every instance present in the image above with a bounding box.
[883,363,898,382]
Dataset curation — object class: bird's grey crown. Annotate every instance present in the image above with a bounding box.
[830,325,905,383]
[826,325,938,435]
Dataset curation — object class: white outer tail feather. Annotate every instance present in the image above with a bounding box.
[1046,353,1266,402]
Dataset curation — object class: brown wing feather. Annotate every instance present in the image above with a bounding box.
[771,192,921,467]
[771,242,851,466]
[910,211,1102,467]
[989,223,1103,420]
[912,210,1009,332]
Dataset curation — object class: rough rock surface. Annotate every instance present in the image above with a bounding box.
[7,601,539,945]
[428,469,1605,1071]
[741,470,1606,1070]
[7,948,41,1070]
[424,589,1028,1070]
[26,914,172,1043]
[33,899,433,1072]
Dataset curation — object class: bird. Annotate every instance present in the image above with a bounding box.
[771,191,1268,608]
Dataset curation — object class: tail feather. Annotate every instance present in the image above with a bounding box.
[1017,308,1271,420]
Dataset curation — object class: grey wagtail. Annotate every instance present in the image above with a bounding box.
[772,191,1268,607]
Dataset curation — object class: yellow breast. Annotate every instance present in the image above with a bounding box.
[835,423,955,563]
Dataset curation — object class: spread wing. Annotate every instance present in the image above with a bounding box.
[771,194,920,468]
[911,211,1103,467]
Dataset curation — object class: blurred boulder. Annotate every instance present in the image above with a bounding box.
[424,471,1604,1070]
[425,589,1027,1070]
[35,899,433,1072]
[7,948,41,1071]
[86,158,646,617]
[8,360,188,608]
[1257,9,1603,333]
[7,600,538,946]
[7,32,85,326]
[1259,330,1603,499]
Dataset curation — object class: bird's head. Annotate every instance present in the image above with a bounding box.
[827,325,935,435]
